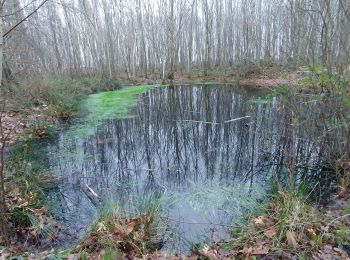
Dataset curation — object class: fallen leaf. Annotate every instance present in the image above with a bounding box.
[306,228,317,239]
[126,221,137,235]
[48,233,58,241]
[199,244,210,255]
[265,227,277,238]
[97,222,106,232]
[333,247,344,253]
[239,246,253,256]
[286,231,298,249]
[67,254,79,260]
[252,244,269,255]
[252,215,269,227]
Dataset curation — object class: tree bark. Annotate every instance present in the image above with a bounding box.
[0,106,10,244]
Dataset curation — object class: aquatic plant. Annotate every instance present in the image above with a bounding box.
[69,84,163,138]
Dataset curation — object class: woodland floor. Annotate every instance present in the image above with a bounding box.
[1,188,349,259]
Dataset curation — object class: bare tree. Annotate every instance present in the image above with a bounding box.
[0,0,50,243]
[1,0,350,80]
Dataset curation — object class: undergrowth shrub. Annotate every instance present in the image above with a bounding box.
[3,137,59,243]
[4,76,121,119]
[300,65,350,94]
[228,171,322,256]
[237,60,262,78]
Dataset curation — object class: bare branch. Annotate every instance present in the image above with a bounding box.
[3,0,50,38]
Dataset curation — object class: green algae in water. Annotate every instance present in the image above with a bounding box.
[69,84,163,138]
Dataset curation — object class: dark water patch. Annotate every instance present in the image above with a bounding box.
[46,85,348,252]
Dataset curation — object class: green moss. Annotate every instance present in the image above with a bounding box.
[70,84,164,138]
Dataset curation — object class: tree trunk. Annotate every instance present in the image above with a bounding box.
[0,8,3,87]
[0,115,10,244]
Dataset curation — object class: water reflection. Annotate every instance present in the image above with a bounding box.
[48,85,292,250]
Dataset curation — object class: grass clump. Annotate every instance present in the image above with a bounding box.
[75,204,166,259]
[226,142,350,258]
[3,137,59,242]
[5,185,58,244]
[227,189,322,258]
[271,190,321,248]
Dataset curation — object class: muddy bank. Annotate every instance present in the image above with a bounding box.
[238,77,299,89]
[116,69,301,89]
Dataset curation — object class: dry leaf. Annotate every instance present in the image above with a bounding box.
[97,222,107,232]
[239,246,253,256]
[252,215,268,227]
[126,221,137,235]
[286,231,298,249]
[252,244,269,256]
[67,254,79,260]
[306,228,317,239]
[199,244,210,255]
[36,207,46,215]
[18,201,29,207]
[114,222,126,237]
[265,227,277,238]
[48,233,58,241]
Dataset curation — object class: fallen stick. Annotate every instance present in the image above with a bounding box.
[176,119,220,125]
[224,116,251,123]
[82,184,101,207]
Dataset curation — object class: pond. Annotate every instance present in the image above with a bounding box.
[47,84,331,252]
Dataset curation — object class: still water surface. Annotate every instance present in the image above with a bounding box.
[48,85,294,251]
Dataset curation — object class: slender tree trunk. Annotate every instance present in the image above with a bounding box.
[0,111,10,244]
[0,5,11,244]
[0,7,3,88]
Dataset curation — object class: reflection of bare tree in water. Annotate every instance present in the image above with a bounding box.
[273,95,350,204]
[50,87,278,212]
[48,85,348,245]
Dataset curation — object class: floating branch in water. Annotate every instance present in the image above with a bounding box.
[175,119,220,125]
[174,117,250,125]
[83,184,101,207]
[224,116,251,124]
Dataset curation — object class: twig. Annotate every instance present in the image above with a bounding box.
[224,116,251,123]
[175,119,220,125]
[174,116,251,125]
[325,213,350,230]
[3,0,50,38]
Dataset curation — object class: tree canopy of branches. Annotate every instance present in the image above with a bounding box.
[3,0,350,78]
